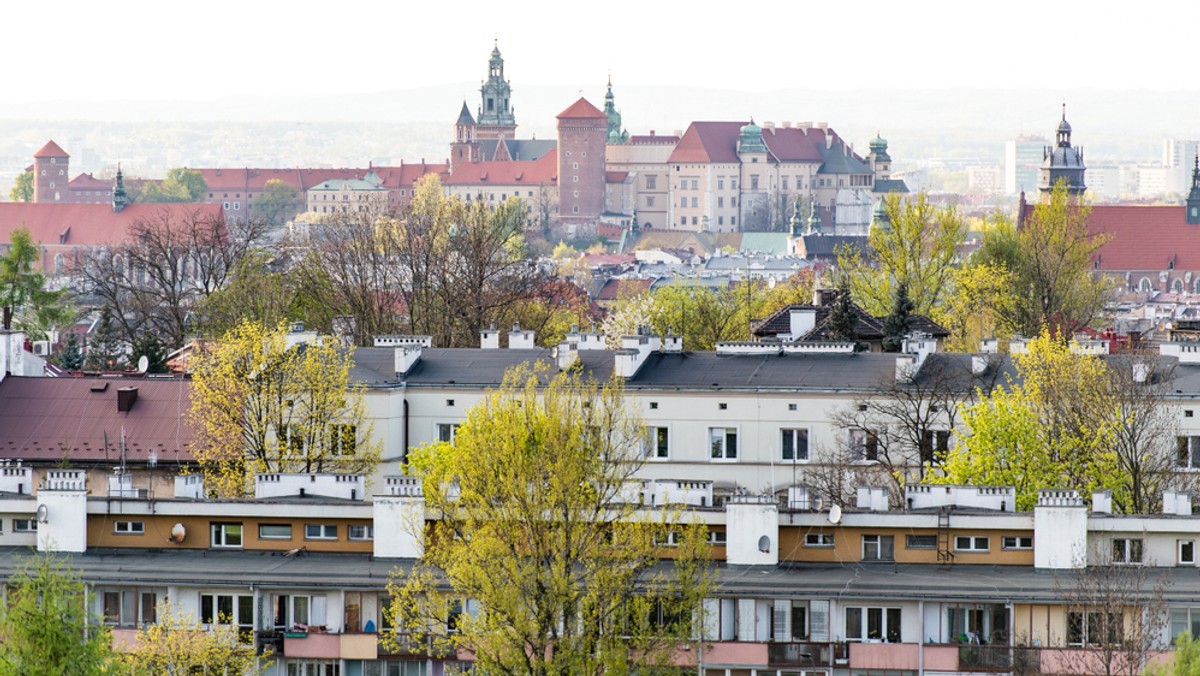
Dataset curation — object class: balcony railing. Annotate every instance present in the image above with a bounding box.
[767,641,848,667]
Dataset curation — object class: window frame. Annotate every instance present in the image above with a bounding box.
[780,427,811,462]
[844,606,902,643]
[954,535,990,553]
[114,521,145,535]
[258,524,294,540]
[13,518,37,533]
[906,534,938,550]
[436,422,460,444]
[645,425,670,460]
[210,522,244,549]
[849,428,880,462]
[862,534,895,561]
[349,524,374,541]
[708,426,739,461]
[805,533,835,548]
[304,524,338,541]
[1002,535,1034,550]
[1112,537,1144,565]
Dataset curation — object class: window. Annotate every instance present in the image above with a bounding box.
[202,592,254,640]
[955,536,989,552]
[850,429,879,461]
[709,427,738,460]
[1112,538,1144,564]
[862,535,895,561]
[102,589,159,627]
[645,175,657,190]
[114,521,144,535]
[690,197,698,208]
[788,403,798,411]
[692,217,697,225]
[648,401,658,410]
[781,177,789,191]
[707,531,727,545]
[437,423,459,443]
[211,522,243,548]
[718,402,728,410]
[1002,536,1034,550]
[1170,607,1200,641]
[349,525,374,541]
[781,428,809,461]
[646,196,656,207]
[845,606,901,642]
[446,399,455,407]
[751,176,760,191]
[718,216,724,225]
[259,524,293,540]
[907,534,937,549]
[1181,540,1196,565]
[680,197,687,208]
[645,426,669,459]
[1068,610,1122,646]
[920,430,951,463]
[805,533,835,548]
[305,524,338,540]
[653,530,681,547]
[717,197,724,208]
[14,518,38,532]
[1178,436,1200,468]
[328,424,356,455]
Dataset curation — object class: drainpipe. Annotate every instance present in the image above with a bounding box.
[918,599,924,676]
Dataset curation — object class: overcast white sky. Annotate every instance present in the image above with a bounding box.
[6,0,1193,103]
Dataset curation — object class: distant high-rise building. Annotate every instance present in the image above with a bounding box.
[1004,135,1046,194]
[1163,139,1200,195]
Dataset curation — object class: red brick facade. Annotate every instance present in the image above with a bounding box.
[556,98,607,229]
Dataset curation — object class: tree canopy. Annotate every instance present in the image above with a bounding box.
[0,227,72,335]
[188,320,380,497]
[136,168,208,203]
[250,178,304,226]
[8,171,32,202]
[388,364,712,675]
[123,600,268,675]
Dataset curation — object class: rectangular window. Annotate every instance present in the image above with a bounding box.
[645,426,669,459]
[680,197,687,208]
[955,536,990,552]
[646,196,655,207]
[437,423,459,443]
[1112,538,1144,564]
[349,525,374,541]
[259,524,293,540]
[14,519,36,533]
[1068,610,1122,647]
[709,427,738,460]
[328,424,356,455]
[781,428,809,461]
[1170,607,1200,641]
[805,533,835,548]
[210,522,243,548]
[305,524,338,540]
[862,535,895,561]
[645,175,657,190]
[850,429,880,461]
[202,593,254,641]
[1181,540,1196,565]
[707,531,727,545]
[680,217,686,226]
[103,589,158,627]
[920,430,951,463]
[751,176,760,191]
[718,216,724,225]
[1178,436,1200,468]
[781,177,789,191]
[845,606,902,642]
[717,196,724,208]
[906,534,937,549]
[690,197,698,208]
[1002,536,1034,550]
[717,178,725,190]
[114,521,144,535]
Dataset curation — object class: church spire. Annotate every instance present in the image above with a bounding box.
[1187,153,1200,224]
[603,73,628,144]
[112,163,127,213]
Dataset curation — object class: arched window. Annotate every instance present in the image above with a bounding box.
[1139,277,1153,292]
[54,254,64,275]
[1172,278,1185,293]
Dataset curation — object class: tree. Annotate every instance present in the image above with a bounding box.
[1,227,71,333]
[1147,632,1200,676]
[825,278,858,344]
[188,320,381,497]
[977,180,1112,335]
[939,262,1017,352]
[138,168,208,203]
[123,600,268,675]
[196,249,315,339]
[130,331,168,373]
[1053,556,1169,676]
[55,332,84,370]
[937,333,1121,510]
[837,192,964,317]
[1107,351,1180,515]
[880,282,914,353]
[0,555,121,676]
[387,364,713,675]
[250,179,304,226]
[84,306,126,371]
[9,170,32,202]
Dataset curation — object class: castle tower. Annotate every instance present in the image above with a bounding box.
[603,75,629,144]
[32,140,70,203]
[867,134,892,182]
[1039,103,1086,197]
[450,101,480,171]
[476,41,517,141]
[556,97,607,231]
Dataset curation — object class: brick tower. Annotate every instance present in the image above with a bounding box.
[556,98,607,232]
[32,140,70,203]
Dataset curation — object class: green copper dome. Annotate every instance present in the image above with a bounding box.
[737,118,767,154]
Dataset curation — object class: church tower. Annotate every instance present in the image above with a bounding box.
[112,164,127,213]
[1039,104,1086,197]
[450,101,480,171]
[476,41,517,141]
[603,75,628,144]
[1186,155,1200,225]
[32,140,70,203]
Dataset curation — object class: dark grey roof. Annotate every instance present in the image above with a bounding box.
[455,101,475,126]
[476,139,556,162]
[817,141,871,175]
[873,179,909,194]
[800,234,868,258]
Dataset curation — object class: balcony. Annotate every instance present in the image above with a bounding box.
[766,641,848,668]
[280,631,378,660]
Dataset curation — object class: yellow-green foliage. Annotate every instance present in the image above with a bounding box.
[188,320,380,497]
[937,332,1120,510]
[387,364,712,675]
[124,601,269,675]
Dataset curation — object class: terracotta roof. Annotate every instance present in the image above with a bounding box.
[33,140,69,159]
[0,376,195,465]
[595,278,654,301]
[441,151,557,187]
[1086,205,1200,271]
[557,97,606,119]
[668,122,843,165]
[0,203,225,248]
[606,171,630,182]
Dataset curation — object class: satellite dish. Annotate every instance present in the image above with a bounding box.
[814,497,825,513]
[828,504,843,525]
[36,504,49,524]
[550,346,559,359]
[170,523,186,544]
[136,355,149,373]
[757,535,772,553]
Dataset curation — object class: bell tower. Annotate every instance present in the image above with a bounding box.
[1186,155,1200,225]
[1039,103,1087,197]
[476,40,517,141]
[32,140,70,203]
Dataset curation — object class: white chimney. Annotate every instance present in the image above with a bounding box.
[979,338,998,354]
[971,355,989,375]
[661,335,683,353]
[480,328,500,349]
[508,323,535,349]
[556,341,579,371]
[788,308,817,339]
[175,474,205,499]
[895,354,918,383]
[1092,489,1112,514]
[1164,490,1193,515]
[1133,362,1151,384]
[1034,489,1087,569]
[856,486,889,512]
[395,345,422,375]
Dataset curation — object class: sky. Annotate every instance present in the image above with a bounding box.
[6,0,1197,104]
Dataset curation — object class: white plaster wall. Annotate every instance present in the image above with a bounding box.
[373,496,424,559]
[1034,506,1087,569]
[725,499,778,565]
[37,489,87,553]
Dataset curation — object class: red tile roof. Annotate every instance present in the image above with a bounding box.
[0,203,225,248]
[606,171,630,182]
[194,164,448,194]
[442,151,557,186]
[1086,205,1200,270]
[0,376,196,465]
[33,140,69,159]
[667,122,840,164]
[595,278,653,301]
[557,97,606,119]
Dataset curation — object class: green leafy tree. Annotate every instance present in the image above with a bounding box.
[1148,632,1200,676]
[880,282,914,353]
[837,192,964,316]
[9,171,32,202]
[123,600,268,675]
[130,332,168,373]
[387,364,713,675]
[250,179,304,226]
[0,555,121,676]
[976,180,1111,335]
[1,227,71,334]
[139,168,208,203]
[939,262,1017,352]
